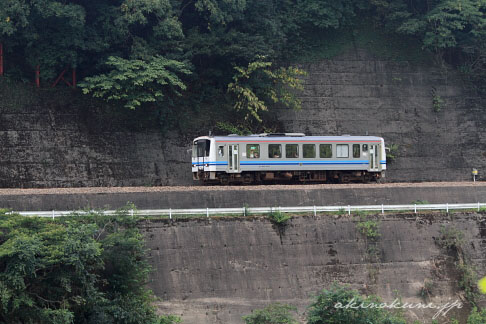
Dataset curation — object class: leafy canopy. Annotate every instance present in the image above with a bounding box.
[79,56,191,110]
[0,207,180,324]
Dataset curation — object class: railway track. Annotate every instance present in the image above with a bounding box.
[0,181,485,195]
[1,182,485,212]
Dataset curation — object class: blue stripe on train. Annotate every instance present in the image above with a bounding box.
[193,160,387,166]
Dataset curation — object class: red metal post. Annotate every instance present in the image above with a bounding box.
[72,68,76,88]
[35,65,40,87]
[51,69,66,87]
[0,43,3,76]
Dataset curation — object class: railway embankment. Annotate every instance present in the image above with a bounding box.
[0,182,485,211]
[141,211,486,324]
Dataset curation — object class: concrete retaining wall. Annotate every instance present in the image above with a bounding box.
[1,183,486,211]
[141,212,486,323]
[1,49,485,187]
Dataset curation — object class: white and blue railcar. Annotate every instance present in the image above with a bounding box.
[192,133,386,184]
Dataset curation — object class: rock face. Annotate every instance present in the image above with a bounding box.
[0,48,485,187]
[141,212,486,324]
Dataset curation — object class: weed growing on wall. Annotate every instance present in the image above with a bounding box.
[268,209,292,225]
[435,225,479,305]
[356,214,381,241]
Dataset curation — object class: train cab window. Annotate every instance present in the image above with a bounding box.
[247,144,260,158]
[218,145,225,157]
[286,144,299,158]
[196,140,210,157]
[303,144,316,158]
[319,144,332,158]
[336,144,349,158]
[353,144,361,158]
[268,144,281,158]
[362,144,368,152]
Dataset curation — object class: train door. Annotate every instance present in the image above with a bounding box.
[369,144,380,171]
[368,144,381,172]
[228,144,240,173]
[195,139,210,170]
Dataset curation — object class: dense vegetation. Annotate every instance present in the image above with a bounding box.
[1,0,486,131]
[244,283,486,324]
[0,207,180,324]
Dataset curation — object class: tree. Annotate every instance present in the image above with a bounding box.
[0,207,180,324]
[227,57,306,129]
[79,55,191,110]
[242,303,299,324]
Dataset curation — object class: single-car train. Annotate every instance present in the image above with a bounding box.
[192,133,386,184]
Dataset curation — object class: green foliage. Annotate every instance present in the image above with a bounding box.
[432,94,444,112]
[411,200,429,205]
[267,209,292,226]
[436,225,465,250]
[3,0,486,127]
[419,279,434,300]
[79,56,191,110]
[215,121,251,136]
[307,283,406,324]
[0,207,179,324]
[242,303,298,324]
[467,307,486,324]
[356,215,381,241]
[457,262,479,305]
[435,225,479,305]
[385,144,399,163]
[227,57,306,127]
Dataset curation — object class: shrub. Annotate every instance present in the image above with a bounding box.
[242,303,298,324]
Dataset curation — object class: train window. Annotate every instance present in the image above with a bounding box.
[336,144,349,158]
[247,144,260,158]
[303,144,316,158]
[363,144,368,152]
[319,144,332,158]
[286,144,299,158]
[353,144,360,158]
[197,140,210,157]
[268,144,281,158]
[218,145,225,157]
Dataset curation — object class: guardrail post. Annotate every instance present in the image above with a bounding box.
[479,202,481,212]
[169,208,172,220]
[348,205,351,215]
[130,209,134,218]
[314,205,316,217]
[206,208,209,218]
[446,203,449,213]
[414,204,417,214]
[52,210,55,219]
[381,204,384,215]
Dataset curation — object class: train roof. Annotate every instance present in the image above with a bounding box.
[194,134,384,142]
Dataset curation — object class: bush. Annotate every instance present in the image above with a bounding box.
[307,283,406,324]
[268,209,292,225]
[467,307,486,324]
[242,303,298,324]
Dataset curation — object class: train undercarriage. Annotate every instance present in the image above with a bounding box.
[194,170,383,185]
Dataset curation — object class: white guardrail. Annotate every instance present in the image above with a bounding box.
[10,203,486,219]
